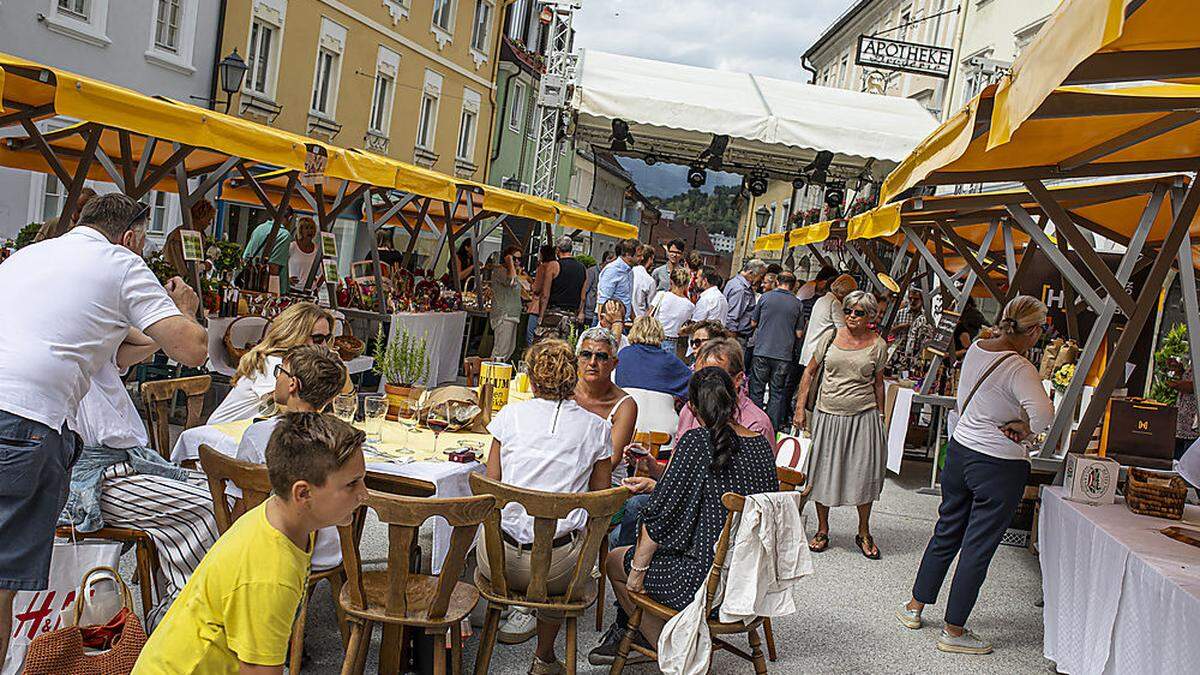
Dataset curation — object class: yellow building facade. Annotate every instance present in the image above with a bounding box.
[220,0,505,180]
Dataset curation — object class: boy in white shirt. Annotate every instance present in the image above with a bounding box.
[231,344,348,571]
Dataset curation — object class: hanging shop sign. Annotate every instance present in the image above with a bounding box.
[856,35,953,79]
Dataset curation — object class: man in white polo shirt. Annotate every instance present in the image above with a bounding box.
[0,193,207,663]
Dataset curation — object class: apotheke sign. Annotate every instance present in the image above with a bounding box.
[856,35,952,79]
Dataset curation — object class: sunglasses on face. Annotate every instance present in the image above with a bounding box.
[273,364,302,390]
[578,350,612,363]
[690,337,707,348]
[310,333,332,345]
[843,308,869,318]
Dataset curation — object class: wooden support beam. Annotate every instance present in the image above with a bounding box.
[1057,112,1200,172]
[117,131,136,190]
[937,220,1005,302]
[19,118,72,185]
[129,143,193,201]
[1006,203,1106,313]
[0,103,54,128]
[135,137,157,186]
[903,226,960,301]
[59,125,102,226]
[1070,175,1200,455]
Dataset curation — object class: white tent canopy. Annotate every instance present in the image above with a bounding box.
[573,49,938,181]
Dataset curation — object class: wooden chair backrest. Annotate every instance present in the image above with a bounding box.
[632,431,671,459]
[469,473,629,604]
[463,356,483,387]
[776,466,807,493]
[198,443,272,534]
[338,492,495,622]
[705,493,746,614]
[142,375,212,459]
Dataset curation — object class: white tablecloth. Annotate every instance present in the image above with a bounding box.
[172,423,483,573]
[385,311,467,387]
[1040,486,1200,674]
[205,315,373,376]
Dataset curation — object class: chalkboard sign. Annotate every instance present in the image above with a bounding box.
[924,309,960,358]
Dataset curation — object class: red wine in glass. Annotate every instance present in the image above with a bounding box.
[427,413,450,454]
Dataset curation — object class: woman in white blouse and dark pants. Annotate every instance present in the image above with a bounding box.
[900,296,1054,655]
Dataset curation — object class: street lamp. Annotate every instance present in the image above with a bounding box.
[217,49,248,112]
[755,205,771,232]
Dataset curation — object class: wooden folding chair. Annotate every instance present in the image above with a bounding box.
[337,492,495,675]
[470,473,629,675]
[611,492,770,674]
[142,375,211,460]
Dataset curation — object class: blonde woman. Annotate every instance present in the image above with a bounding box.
[479,339,612,671]
[648,266,695,355]
[614,315,691,400]
[287,216,320,292]
[794,290,888,559]
[900,296,1053,656]
[208,302,334,424]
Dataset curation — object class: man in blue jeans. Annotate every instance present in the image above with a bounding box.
[0,194,208,664]
[748,272,806,430]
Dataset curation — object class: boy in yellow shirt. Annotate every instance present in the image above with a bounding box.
[133,412,368,674]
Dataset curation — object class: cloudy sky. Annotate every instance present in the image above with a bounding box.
[573,0,850,82]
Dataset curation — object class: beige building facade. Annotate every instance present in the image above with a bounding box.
[220,0,504,179]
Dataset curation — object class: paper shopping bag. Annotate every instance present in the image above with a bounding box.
[2,539,121,675]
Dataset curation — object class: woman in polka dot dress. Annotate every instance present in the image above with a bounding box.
[605,366,779,647]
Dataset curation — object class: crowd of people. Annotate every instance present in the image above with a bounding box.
[0,196,1063,671]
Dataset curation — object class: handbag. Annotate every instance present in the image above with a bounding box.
[22,566,147,675]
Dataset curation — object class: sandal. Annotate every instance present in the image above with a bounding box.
[808,532,829,552]
[856,534,881,560]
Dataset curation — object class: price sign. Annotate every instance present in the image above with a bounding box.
[323,260,340,284]
[923,309,960,358]
[321,232,338,258]
[179,230,204,262]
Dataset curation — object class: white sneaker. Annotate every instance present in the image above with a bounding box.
[896,605,923,630]
[937,628,993,655]
[498,606,537,644]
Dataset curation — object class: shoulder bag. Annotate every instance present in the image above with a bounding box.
[959,352,1019,416]
[803,300,841,414]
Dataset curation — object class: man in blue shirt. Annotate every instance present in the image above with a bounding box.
[749,272,806,430]
[596,238,639,320]
[724,258,766,338]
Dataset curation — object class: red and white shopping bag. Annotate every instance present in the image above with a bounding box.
[775,430,812,472]
[2,539,121,675]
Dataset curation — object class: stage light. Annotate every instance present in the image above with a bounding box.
[701,134,729,170]
[643,152,658,166]
[687,163,707,189]
[792,175,807,191]
[747,170,769,197]
[824,180,846,210]
[610,118,634,152]
[806,150,834,186]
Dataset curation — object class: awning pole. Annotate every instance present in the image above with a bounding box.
[1006,204,1105,312]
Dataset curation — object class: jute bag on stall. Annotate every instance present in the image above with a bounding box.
[1,540,121,675]
[23,566,147,675]
[417,385,487,432]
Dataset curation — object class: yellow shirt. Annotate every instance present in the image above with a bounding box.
[132,500,312,673]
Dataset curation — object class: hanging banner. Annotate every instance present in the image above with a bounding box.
[856,35,953,78]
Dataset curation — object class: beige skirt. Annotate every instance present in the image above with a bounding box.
[806,408,886,507]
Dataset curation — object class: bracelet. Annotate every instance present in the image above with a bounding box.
[629,561,650,572]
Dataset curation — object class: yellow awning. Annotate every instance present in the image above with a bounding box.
[880,83,1200,204]
[754,232,785,253]
[847,204,902,240]
[989,0,1200,149]
[559,205,639,239]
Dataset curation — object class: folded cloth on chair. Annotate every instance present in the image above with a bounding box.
[657,491,812,675]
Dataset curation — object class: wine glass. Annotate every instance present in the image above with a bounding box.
[395,400,418,456]
[426,402,451,455]
[332,393,358,424]
[363,395,388,443]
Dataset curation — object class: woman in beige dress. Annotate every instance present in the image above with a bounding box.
[794,290,888,559]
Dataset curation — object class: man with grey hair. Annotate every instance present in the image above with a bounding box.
[724,258,767,376]
[0,193,208,662]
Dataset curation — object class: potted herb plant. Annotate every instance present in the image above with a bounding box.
[373,326,430,419]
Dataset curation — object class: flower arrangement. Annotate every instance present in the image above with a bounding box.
[1150,323,1189,405]
[801,207,823,226]
[145,251,177,284]
[848,196,874,217]
[1052,363,1076,393]
[373,326,429,387]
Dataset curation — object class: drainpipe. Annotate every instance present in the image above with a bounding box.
[939,0,971,122]
[208,0,230,113]
[800,55,818,84]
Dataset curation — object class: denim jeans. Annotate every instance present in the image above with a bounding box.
[750,356,792,431]
[611,493,652,548]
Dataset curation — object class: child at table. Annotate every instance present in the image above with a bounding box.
[133,413,368,674]
[229,344,348,571]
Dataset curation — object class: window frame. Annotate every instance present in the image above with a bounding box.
[45,0,111,47]
[509,80,526,132]
[432,0,456,37]
[369,71,394,134]
[41,174,68,222]
[246,18,277,96]
[310,47,338,116]
[457,107,478,161]
[417,94,439,150]
[57,0,89,20]
[148,191,169,234]
[470,0,493,54]
[153,0,182,53]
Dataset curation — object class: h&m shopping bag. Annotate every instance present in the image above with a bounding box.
[2,539,121,675]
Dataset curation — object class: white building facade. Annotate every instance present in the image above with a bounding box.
[0,1,221,243]
[948,0,1060,113]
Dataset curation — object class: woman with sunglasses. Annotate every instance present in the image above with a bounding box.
[209,302,336,424]
[794,290,889,559]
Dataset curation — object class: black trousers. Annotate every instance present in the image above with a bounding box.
[912,437,1029,627]
[782,363,805,427]
[749,356,791,431]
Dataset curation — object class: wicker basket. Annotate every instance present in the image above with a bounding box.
[1124,467,1188,520]
[333,317,365,361]
[222,315,268,363]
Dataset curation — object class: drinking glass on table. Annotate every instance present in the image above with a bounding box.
[363,395,388,443]
[395,400,418,456]
[333,393,358,424]
[426,403,451,455]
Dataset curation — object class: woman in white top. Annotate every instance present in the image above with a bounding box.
[479,339,612,673]
[797,273,858,366]
[649,266,695,355]
[208,302,334,424]
[287,217,320,292]
[900,296,1053,655]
